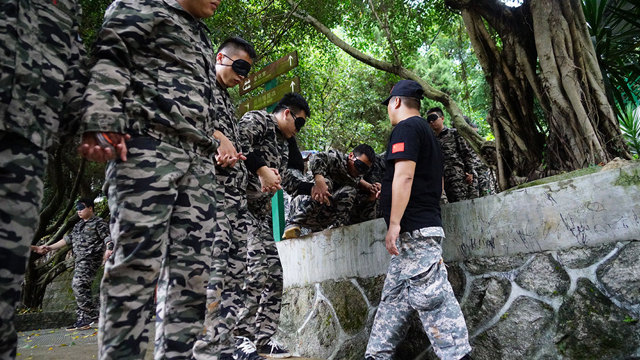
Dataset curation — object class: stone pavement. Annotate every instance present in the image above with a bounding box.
[16,324,320,360]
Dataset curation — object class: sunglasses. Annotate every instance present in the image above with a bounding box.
[353,158,371,175]
[220,54,252,77]
[426,114,440,123]
[76,203,86,211]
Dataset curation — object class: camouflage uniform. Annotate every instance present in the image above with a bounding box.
[287,150,360,232]
[64,216,111,324]
[192,77,250,360]
[234,110,291,347]
[349,153,386,225]
[0,0,87,358]
[469,155,497,197]
[436,127,477,203]
[365,227,472,360]
[81,0,220,358]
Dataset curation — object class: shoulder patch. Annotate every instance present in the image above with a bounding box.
[392,142,405,153]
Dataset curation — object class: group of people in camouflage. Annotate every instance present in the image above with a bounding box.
[0,0,479,359]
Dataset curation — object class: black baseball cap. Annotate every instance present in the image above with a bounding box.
[381,80,425,105]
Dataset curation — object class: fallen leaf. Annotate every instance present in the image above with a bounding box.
[48,347,52,351]
[60,344,67,347]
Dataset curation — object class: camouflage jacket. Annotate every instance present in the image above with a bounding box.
[309,150,360,191]
[363,153,387,185]
[436,127,477,180]
[0,0,87,149]
[81,0,218,155]
[64,215,111,261]
[212,77,248,189]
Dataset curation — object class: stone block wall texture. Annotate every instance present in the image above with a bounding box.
[276,163,640,359]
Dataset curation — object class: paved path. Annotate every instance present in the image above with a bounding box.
[16,326,319,360]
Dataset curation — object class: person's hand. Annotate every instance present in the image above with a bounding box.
[311,177,331,205]
[385,224,401,256]
[214,133,246,167]
[78,132,130,163]
[103,249,113,264]
[465,173,473,184]
[258,167,282,193]
[39,245,52,255]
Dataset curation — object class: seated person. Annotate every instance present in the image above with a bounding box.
[283,144,375,238]
[348,152,386,225]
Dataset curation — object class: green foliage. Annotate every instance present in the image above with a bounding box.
[583,0,640,112]
[618,103,640,157]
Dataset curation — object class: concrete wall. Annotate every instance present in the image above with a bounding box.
[276,162,640,360]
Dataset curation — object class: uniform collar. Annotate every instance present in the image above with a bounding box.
[163,0,212,33]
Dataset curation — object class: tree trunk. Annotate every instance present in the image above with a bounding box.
[447,0,630,187]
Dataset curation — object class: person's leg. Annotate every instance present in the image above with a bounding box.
[193,186,249,360]
[365,259,414,360]
[0,133,47,359]
[407,252,471,360]
[328,186,358,227]
[254,232,283,348]
[155,150,216,360]
[99,137,182,360]
[72,257,101,326]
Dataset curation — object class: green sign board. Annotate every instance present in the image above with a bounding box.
[239,51,299,96]
[238,77,301,116]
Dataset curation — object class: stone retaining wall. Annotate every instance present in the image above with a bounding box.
[275,163,640,359]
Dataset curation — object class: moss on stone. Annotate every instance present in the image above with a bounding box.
[614,168,640,187]
[505,166,602,193]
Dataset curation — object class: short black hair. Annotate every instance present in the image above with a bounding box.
[427,107,444,118]
[391,96,421,110]
[78,198,94,209]
[352,144,376,163]
[464,116,478,129]
[273,92,311,118]
[217,36,257,61]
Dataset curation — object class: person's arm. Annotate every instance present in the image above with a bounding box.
[42,237,70,254]
[456,131,476,183]
[309,152,332,204]
[237,112,280,191]
[385,159,416,255]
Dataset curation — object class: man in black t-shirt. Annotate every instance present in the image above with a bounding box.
[365,80,472,360]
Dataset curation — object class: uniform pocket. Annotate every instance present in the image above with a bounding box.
[407,261,447,312]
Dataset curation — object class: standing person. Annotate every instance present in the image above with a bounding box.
[78,0,225,358]
[427,107,477,203]
[38,199,112,331]
[0,0,87,357]
[366,80,472,360]
[192,36,256,360]
[234,93,311,359]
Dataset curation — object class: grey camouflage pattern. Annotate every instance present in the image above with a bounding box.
[99,138,217,360]
[235,110,289,346]
[80,0,219,155]
[436,127,477,203]
[0,0,88,149]
[65,215,110,324]
[366,228,471,360]
[0,133,48,359]
[193,74,250,360]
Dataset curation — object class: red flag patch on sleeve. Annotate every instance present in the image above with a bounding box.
[392,142,405,153]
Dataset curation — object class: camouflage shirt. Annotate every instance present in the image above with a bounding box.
[436,127,477,181]
[0,0,87,149]
[238,110,289,199]
[81,0,218,155]
[212,76,248,189]
[309,150,360,191]
[363,153,387,185]
[63,215,111,261]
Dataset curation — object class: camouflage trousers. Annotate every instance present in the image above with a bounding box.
[72,256,102,324]
[287,186,358,232]
[235,200,283,347]
[100,137,217,360]
[366,230,471,360]
[193,183,250,360]
[0,132,47,360]
[348,193,380,225]
[443,175,473,203]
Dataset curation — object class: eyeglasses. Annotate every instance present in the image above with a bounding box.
[219,54,252,77]
[426,113,440,123]
[353,158,371,175]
